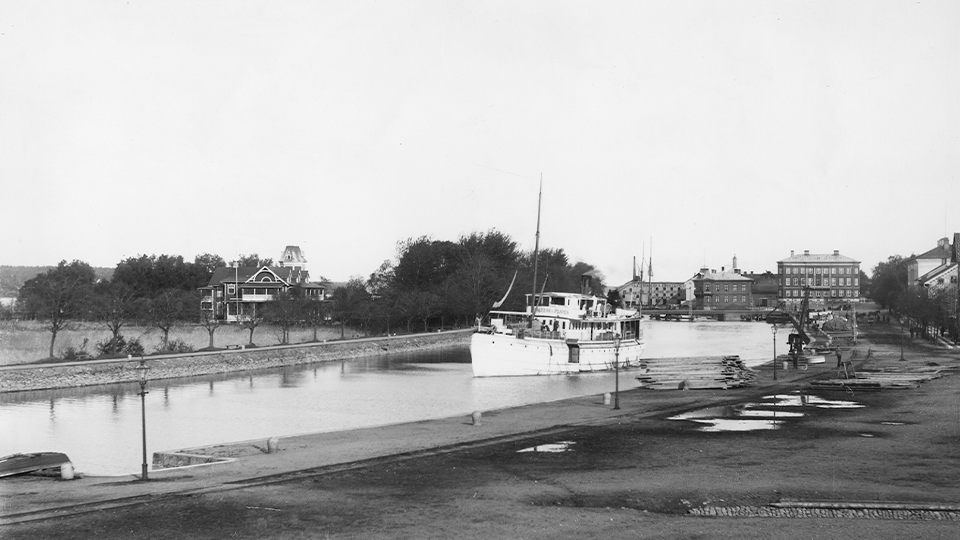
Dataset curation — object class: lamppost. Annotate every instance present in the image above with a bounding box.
[899,314,905,362]
[771,325,778,381]
[233,261,240,323]
[134,357,150,481]
[613,334,621,410]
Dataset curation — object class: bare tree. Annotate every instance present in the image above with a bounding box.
[239,304,264,346]
[199,310,222,349]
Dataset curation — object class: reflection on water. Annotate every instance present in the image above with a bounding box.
[1,321,778,476]
[517,441,576,453]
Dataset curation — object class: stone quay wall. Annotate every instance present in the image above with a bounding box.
[0,330,472,394]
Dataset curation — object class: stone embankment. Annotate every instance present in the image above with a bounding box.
[0,330,472,394]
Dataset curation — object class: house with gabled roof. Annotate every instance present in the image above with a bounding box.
[199,246,326,322]
[908,236,957,289]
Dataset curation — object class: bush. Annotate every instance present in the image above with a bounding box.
[155,339,194,354]
[60,338,91,361]
[96,335,147,358]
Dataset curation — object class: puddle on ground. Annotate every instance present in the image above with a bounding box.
[881,422,905,426]
[517,441,576,453]
[668,391,865,432]
[761,394,865,409]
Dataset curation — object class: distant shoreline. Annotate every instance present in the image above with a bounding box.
[0,330,473,394]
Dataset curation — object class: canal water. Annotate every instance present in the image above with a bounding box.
[0,321,777,476]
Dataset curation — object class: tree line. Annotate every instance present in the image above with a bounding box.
[869,254,958,340]
[10,232,608,360]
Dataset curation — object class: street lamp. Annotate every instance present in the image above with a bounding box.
[233,261,240,323]
[899,314,905,362]
[771,325,778,381]
[613,334,621,410]
[134,357,150,481]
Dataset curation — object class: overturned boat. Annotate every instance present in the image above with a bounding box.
[0,452,71,478]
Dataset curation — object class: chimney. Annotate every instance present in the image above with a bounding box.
[833,250,839,256]
[790,250,794,257]
[721,266,725,272]
[804,250,810,256]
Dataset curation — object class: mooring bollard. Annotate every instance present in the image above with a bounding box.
[471,411,482,426]
[267,436,280,454]
[60,462,74,480]
[603,392,611,405]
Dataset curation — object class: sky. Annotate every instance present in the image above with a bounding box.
[2,0,958,285]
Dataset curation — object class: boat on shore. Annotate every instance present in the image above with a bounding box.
[0,452,71,478]
[471,291,645,376]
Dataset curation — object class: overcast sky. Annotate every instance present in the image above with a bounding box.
[2,1,957,285]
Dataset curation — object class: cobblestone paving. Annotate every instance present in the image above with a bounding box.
[690,506,960,520]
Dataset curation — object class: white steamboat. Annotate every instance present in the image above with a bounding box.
[471,291,645,377]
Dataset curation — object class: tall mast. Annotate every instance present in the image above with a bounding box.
[530,176,542,324]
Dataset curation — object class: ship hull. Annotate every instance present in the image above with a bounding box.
[470,332,645,377]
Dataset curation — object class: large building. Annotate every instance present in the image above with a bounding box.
[687,266,754,309]
[199,246,325,322]
[618,280,683,307]
[777,249,860,307]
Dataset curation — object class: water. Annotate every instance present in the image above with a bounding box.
[1,321,777,476]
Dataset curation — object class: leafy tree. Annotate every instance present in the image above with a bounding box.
[302,297,329,341]
[194,253,226,277]
[606,289,623,310]
[263,290,301,344]
[233,254,274,268]
[870,255,910,310]
[113,254,210,298]
[330,278,370,338]
[19,260,96,358]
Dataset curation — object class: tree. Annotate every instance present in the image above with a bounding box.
[92,282,138,343]
[302,297,329,341]
[113,254,210,298]
[233,254,274,268]
[19,260,96,358]
[194,253,226,277]
[147,289,194,350]
[330,278,370,338]
[263,290,301,344]
[870,255,910,310]
[199,310,222,349]
[606,289,623,311]
[239,303,264,346]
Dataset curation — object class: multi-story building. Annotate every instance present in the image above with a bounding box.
[741,271,778,308]
[199,246,326,322]
[687,267,754,309]
[618,280,683,307]
[908,235,957,290]
[777,249,860,307]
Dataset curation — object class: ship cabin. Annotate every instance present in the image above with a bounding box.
[487,292,642,342]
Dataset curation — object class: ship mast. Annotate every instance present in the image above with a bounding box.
[530,176,543,326]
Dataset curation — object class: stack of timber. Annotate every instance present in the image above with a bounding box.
[636,355,757,390]
[809,368,943,391]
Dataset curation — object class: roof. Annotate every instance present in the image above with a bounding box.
[779,252,859,264]
[915,242,952,261]
[695,271,753,282]
[917,262,958,285]
[206,266,312,286]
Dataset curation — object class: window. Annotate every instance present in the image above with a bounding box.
[227,284,235,294]
[831,268,836,274]
[854,278,859,286]
[705,284,711,292]
[816,267,821,274]
[724,284,729,292]
[831,278,837,286]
